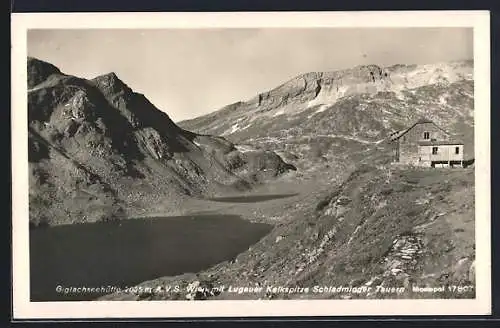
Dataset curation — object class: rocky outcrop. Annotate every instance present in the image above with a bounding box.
[246,65,393,111]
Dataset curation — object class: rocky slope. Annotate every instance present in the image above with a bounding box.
[27,57,295,226]
[100,165,475,301]
[97,60,476,301]
[179,61,474,175]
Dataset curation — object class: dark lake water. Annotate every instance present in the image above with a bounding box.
[208,193,298,203]
[29,214,271,301]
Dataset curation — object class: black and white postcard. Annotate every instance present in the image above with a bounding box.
[11,11,491,318]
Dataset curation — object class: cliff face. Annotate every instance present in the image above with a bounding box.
[27,57,295,226]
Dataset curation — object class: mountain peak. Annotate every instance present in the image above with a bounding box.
[27,56,61,69]
[92,71,124,85]
[27,56,63,88]
[91,71,131,96]
[27,57,296,227]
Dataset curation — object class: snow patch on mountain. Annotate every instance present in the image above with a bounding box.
[314,104,331,114]
[235,144,257,153]
[272,109,286,117]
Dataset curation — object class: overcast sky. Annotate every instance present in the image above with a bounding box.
[28,28,473,122]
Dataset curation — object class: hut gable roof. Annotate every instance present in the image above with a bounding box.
[389,117,452,142]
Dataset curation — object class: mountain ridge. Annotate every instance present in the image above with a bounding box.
[27,57,295,226]
[178,60,474,176]
[181,59,472,125]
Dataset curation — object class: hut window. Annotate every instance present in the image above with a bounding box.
[423,132,430,139]
[455,147,460,154]
[432,147,438,155]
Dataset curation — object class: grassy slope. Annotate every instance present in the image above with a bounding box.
[100,164,475,301]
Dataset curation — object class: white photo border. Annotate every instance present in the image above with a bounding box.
[11,11,491,319]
